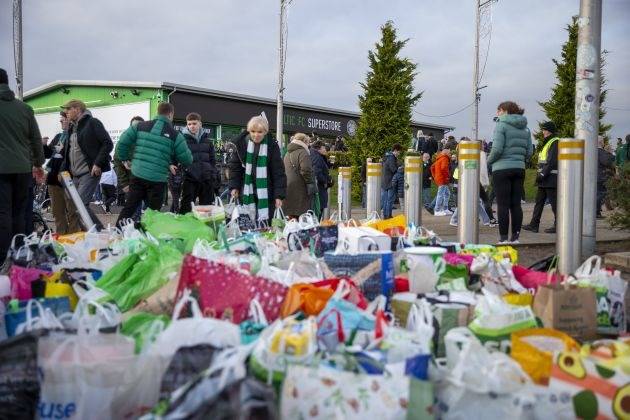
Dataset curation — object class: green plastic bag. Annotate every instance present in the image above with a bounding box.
[121,312,170,353]
[141,209,215,252]
[436,264,469,291]
[99,243,183,312]
[96,252,141,291]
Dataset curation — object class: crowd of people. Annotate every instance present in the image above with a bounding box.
[2,65,629,261]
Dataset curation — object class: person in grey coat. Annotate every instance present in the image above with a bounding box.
[283,133,316,217]
[381,143,403,218]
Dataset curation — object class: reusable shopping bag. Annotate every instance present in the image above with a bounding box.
[4,298,70,337]
[281,364,410,419]
[141,209,215,252]
[9,265,51,300]
[176,255,287,323]
[511,328,579,385]
[533,282,598,341]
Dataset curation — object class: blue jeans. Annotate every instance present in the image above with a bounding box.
[422,188,432,208]
[435,185,450,213]
[381,188,396,219]
[449,198,491,225]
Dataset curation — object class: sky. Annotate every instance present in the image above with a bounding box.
[1,0,629,144]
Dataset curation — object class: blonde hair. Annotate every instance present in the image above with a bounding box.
[247,116,269,134]
[292,133,310,144]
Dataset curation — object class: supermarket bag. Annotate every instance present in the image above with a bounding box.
[158,344,220,400]
[281,364,409,419]
[141,209,215,252]
[9,264,51,300]
[4,298,69,337]
[121,312,170,354]
[240,299,269,344]
[511,328,579,385]
[549,350,630,420]
[533,282,598,341]
[176,255,287,324]
[0,329,48,420]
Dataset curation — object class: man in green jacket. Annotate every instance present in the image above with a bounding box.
[115,102,192,227]
[616,134,630,169]
[0,68,45,262]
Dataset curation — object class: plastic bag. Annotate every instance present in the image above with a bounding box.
[99,243,182,312]
[157,344,220,400]
[240,300,269,345]
[121,312,170,353]
[280,282,334,318]
[141,209,215,252]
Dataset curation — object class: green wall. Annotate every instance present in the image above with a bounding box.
[25,85,165,117]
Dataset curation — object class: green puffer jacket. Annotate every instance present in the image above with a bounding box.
[117,115,192,183]
[487,114,533,172]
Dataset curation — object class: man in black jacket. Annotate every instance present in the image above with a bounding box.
[381,143,402,218]
[310,140,332,211]
[178,112,217,214]
[597,136,615,218]
[43,112,71,234]
[61,99,113,232]
[523,121,558,234]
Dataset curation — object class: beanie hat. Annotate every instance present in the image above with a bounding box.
[0,68,8,85]
[541,121,556,133]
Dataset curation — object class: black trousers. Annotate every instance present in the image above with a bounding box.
[479,184,494,220]
[529,187,557,228]
[101,184,117,212]
[492,168,525,238]
[178,178,214,214]
[0,173,31,262]
[116,177,165,227]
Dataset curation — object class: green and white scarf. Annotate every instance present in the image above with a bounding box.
[242,136,269,221]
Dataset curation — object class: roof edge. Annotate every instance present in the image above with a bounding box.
[24,80,163,99]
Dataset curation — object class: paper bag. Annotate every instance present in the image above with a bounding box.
[533,284,597,341]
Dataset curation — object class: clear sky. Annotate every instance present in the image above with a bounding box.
[1,0,628,143]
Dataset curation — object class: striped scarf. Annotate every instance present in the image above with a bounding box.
[242,136,269,221]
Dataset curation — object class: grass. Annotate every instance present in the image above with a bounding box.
[328,168,539,208]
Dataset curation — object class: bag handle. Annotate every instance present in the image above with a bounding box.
[574,255,602,279]
[273,206,286,221]
[365,295,387,315]
[172,289,203,320]
[331,279,351,300]
[249,299,269,326]
[214,196,225,209]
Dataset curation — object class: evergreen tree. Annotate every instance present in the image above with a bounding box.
[533,16,611,165]
[347,21,421,196]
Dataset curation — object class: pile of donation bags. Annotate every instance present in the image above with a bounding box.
[0,203,628,419]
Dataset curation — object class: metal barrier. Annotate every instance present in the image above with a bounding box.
[457,140,481,244]
[337,167,352,219]
[366,159,382,217]
[60,171,96,231]
[404,155,422,227]
[557,139,585,275]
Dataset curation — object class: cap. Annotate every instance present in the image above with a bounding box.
[541,121,556,133]
[60,99,86,110]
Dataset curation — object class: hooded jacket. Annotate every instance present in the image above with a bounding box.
[0,84,45,173]
[487,114,533,172]
[283,139,315,216]
[62,111,113,175]
[382,152,399,189]
[181,127,217,184]
[431,153,451,186]
[227,130,287,200]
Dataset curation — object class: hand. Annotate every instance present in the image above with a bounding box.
[123,161,132,170]
[275,198,283,208]
[32,167,45,185]
[123,185,130,194]
[91,165,102,177]
[169,165,177,176]
[41,137,49,146]
[231,189,239,198]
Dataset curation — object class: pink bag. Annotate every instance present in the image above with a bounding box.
[9,265,51,300]
[443,253,474,270]
[512,265,559,291]
[176,255,287,324]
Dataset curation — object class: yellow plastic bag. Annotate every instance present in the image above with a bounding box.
[41,272,79,310]
[374,214,407,236]
[503,293,533,307]
[495,245,518,264]
[56,231,86,245]
[511,328,579,385]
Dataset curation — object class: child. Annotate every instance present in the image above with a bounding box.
[430,148,452,216]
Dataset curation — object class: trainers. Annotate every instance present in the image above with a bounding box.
[510,239,520,245]
[544,226,556,234]
[101,204,107,213]
[522,225,539,233]
[434,211,447,216]
[449,221,458,227]
[444,209,454,215]
[497,239,511,245]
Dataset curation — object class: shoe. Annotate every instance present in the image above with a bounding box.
[425,207,434,215]
[510,234,520,244]
[444,209,454,215]
[522,225,539,233]
[544,226,556,234]
[521,200,526,204]
[101,204,107,213]
[434,211,447,216]
[497,238,510,245]
[483,222,498,227]
[449,221,458,227]
[489,218,497,225]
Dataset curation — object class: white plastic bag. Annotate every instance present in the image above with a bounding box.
[470,254,527,295]
[147,290,240,357]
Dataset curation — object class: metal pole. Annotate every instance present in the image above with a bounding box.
[557,139,585,274]
[366,159,382,217]
[338,167,352,220]
[472,0,481,141]
[13,0,23,100]
[276,0,286,152]
[60,172,96,231]
[404,155,422,227]
[575,0,602,258]
[458,140,481,244]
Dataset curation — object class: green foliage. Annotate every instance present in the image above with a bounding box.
[348,21,421,200]
[327,151,352,168]
[534,16,611,168]
[607,164,630,230]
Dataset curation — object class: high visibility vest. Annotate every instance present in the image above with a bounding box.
[453,167,459,180]
[538,137,559,165]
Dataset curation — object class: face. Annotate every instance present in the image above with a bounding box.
[542,129,551,138]
[423,153,430,162]
[319,146,327,155]
[59,115,69,130]
[249,127,266,143]
[65,106,81,121]
[187,119,201,135]
[496,108,506,116]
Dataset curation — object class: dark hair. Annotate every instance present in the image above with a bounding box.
[0,68,7,85]
[129,116,144,126]
[157,102,174,116]
[497,101,524,115]
[59,111,67,118]
[186,112,201,122]
[312,140,325,150]
[392,143,403,152]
